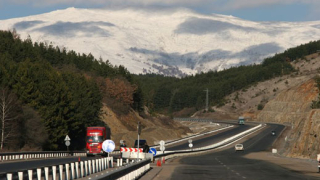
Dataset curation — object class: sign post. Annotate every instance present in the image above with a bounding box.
[137,122,141,161]
[64,135,71,151]
[160,140,165,154]
[188,139,193,151]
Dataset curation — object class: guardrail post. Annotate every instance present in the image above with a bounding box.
[80,161,84,177]
[126,159,129,164]
[120,159,123,166]
[59,165,63,180]
[44,167,49,180]
[65,164,69,180]
[88,160,92,175]
[75,162,79,179]
[101,158,105,170]
[110,157,113,168]
[84,161,88,176]
[70,163,75,180]
[98,159,102,172]
[28,170,33,180]
[52,166,57,180]
[92,160,96,174]
[18,172,23,180]
[95,159,99,172]
[105,158,108,169]
[6,173,12,180]
[37,168,41,180]
[117,159,119,167]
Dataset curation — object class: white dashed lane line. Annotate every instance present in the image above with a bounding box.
[215,157,247,179]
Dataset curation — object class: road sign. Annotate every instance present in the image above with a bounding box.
[159,140,165,146]
[189,143,193,148]
[149,148,157,156]
[65,141,70,146]
[102,140,115,153]
[64,135,71,141]
[188,139,192,143]
[160,146,165,151]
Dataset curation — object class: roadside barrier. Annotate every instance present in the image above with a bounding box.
[0,151,120,162]
[1,157,114,180]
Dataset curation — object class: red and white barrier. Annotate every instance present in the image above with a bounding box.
[120,148,143,153]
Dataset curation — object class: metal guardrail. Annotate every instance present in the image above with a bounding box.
[91,159,151,180]
[0,151,120,162]
[1,157,114,180]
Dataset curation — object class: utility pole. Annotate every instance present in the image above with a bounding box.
[204,88,209,112]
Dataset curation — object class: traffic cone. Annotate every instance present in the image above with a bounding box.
[157,159,161,167]
[162,157,165,164]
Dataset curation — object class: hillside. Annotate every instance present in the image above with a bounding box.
[194,52,320,159]
[1,7,320,76]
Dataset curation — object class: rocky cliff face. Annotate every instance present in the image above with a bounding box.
[257,79,320,159]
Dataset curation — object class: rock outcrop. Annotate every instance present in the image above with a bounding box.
[257,79,320,159]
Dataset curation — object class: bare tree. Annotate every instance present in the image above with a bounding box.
[0,87,20,150]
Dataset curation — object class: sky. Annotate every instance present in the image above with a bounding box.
[0,0,320,22]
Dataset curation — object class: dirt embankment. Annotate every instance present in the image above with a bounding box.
[100,105,192,148]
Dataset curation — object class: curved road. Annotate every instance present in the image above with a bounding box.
[166,124,319,180]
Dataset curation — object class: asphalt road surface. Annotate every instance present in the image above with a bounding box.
[169,124,319,180]
[166,124,252,151]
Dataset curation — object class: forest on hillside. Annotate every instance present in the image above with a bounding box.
[0,29,319,151]
[0,30,143,150]
[136,40,320,115]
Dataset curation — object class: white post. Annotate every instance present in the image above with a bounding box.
[75,162,79,179]
[59,165,63,180]
[92,160,96,173]
[117,159,120,167]
[80,161,84,177]
[65,164,69,180]
[28,170,33,180]
[120,159,123,166]
[37,168,41,180]
[52,166,57,180]
[71,163,75,180]
[18,172,23,180]
[7,173,12,180]
[44,167,49,180]
[85,161,88,176]
[96,159,99,172]
[88,160,92,175]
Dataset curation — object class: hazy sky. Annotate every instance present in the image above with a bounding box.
[1,0,320,21]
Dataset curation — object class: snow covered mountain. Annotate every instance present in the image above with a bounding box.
[1,7,320,77]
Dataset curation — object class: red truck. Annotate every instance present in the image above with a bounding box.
[86,127,111,156]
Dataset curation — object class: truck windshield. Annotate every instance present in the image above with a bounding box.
[86,136,103,143]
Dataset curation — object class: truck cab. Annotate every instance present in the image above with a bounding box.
[86,127,109,156]
[238,117,245,125]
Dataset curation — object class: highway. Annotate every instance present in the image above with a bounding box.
[166,124,252,151]
[166,123,320,180]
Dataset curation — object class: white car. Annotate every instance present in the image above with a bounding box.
[235,144,244,151]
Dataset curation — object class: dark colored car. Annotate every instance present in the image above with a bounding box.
[134,139,147,148]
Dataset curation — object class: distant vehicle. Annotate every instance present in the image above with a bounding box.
[271,131,276,136]
[134,139,147,149]
[86,126,111,157]
[235,144,244,151]
[238,117,245,125]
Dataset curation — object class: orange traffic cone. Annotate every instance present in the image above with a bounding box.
[162,157,165,164]
[157,159,161,167]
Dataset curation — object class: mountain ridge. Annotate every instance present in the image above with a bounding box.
[1,7,320,76]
